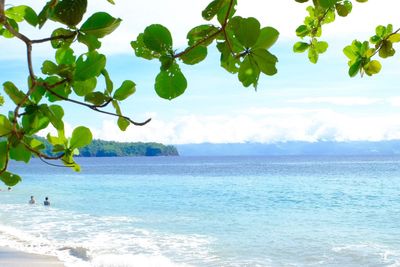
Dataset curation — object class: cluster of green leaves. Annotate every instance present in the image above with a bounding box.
[132,0,279,97]
[0,0,282,186]
[344,24,400,77]
[0,0,142,186]
[293,0,367,63]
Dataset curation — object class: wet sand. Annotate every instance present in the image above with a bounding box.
[0,247,64,267]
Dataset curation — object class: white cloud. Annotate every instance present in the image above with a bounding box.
[388,97,400,107]
[87,108,400,144]
[287,97,382,106]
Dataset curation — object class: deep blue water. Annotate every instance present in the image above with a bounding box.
[1,156,400,266]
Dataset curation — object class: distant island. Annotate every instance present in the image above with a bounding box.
[79,140,179,157]
[37,137,179,157]
[177,141,400,156]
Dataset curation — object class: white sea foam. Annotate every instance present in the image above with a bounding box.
[0,204,214,267]
[332,243,400,266]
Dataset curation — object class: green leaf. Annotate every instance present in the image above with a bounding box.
[113,80,136,101]
[308,47,319,64]
[70,126,92,149]
[364,60,382,76]
[2,19,19,38]
[320,0,338,8]
[131,33,159,60]
[27,137,45,151]
[187,24,219,46]
[51,28,76,49]
[5,5,38,26]
[55,47,76,65]
[77,33,101,51]
[230,16,261,48]
[253,27,279,50]
[0,171,21,187]
[348,60,362,77]
[84,92,109,106]
[0,141,8,170]
[3,81,30,106]
[180,46,208,65]
[80,12,121,38]
[41,104,65,130]
[41,60,58,75]
[9,143,31,163]
[217,41,240,74]
[238,56,260,88]
[0,115,12,136]
[379,40,395,58]
[21,105,51,134]
[335,1,352,17]
[45,76,71,102]
[101,69,114,95]
[202,0,225,21]
[117,117,130,131]
[388,33,400,43]
[293,41,310,53]
[143,24,173,53]
[155,63,187,100]
[75,51,106,81]
[73,78,97,96]
[315,41,328,53]
[159,55,174,71]
[296,25,310,38]
[251,49,278,76]
[375,25,386,38]
[53,0,88,27]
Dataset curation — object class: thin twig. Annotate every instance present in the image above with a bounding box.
[31,32,77,44]
[21,141,65,160]
[38,156,71,168]
[44,85,151,126]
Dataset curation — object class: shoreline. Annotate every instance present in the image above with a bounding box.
[0,247,64,267]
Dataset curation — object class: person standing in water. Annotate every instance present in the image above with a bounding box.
[44,197,50,206]
[29,196,36,204]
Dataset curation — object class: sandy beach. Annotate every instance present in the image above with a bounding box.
[0,247,64,267]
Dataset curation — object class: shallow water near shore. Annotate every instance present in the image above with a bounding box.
[1,156,400,266]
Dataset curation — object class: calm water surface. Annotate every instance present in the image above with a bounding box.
[0,156,400,266]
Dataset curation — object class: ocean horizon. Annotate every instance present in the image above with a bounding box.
[1,156,400,266]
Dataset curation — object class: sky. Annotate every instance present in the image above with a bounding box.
[1,0,400,144]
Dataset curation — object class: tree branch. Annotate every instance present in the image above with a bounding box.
[173,28,222,59]
[21,141,65,160]
[43,83,152,126]
[31,32,77,44]
[0,0,5,23]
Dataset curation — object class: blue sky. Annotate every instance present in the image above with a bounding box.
[1,0,400,144]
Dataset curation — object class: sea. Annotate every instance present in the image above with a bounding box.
[0,156,400,267]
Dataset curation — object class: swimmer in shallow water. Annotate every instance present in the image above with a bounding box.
[44,197,50,206]
[29,196,36,204]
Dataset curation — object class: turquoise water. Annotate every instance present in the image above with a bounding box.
[1,156,400,266]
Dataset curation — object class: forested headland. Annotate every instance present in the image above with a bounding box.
[79,140,179,157]
[36,137,179,157]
